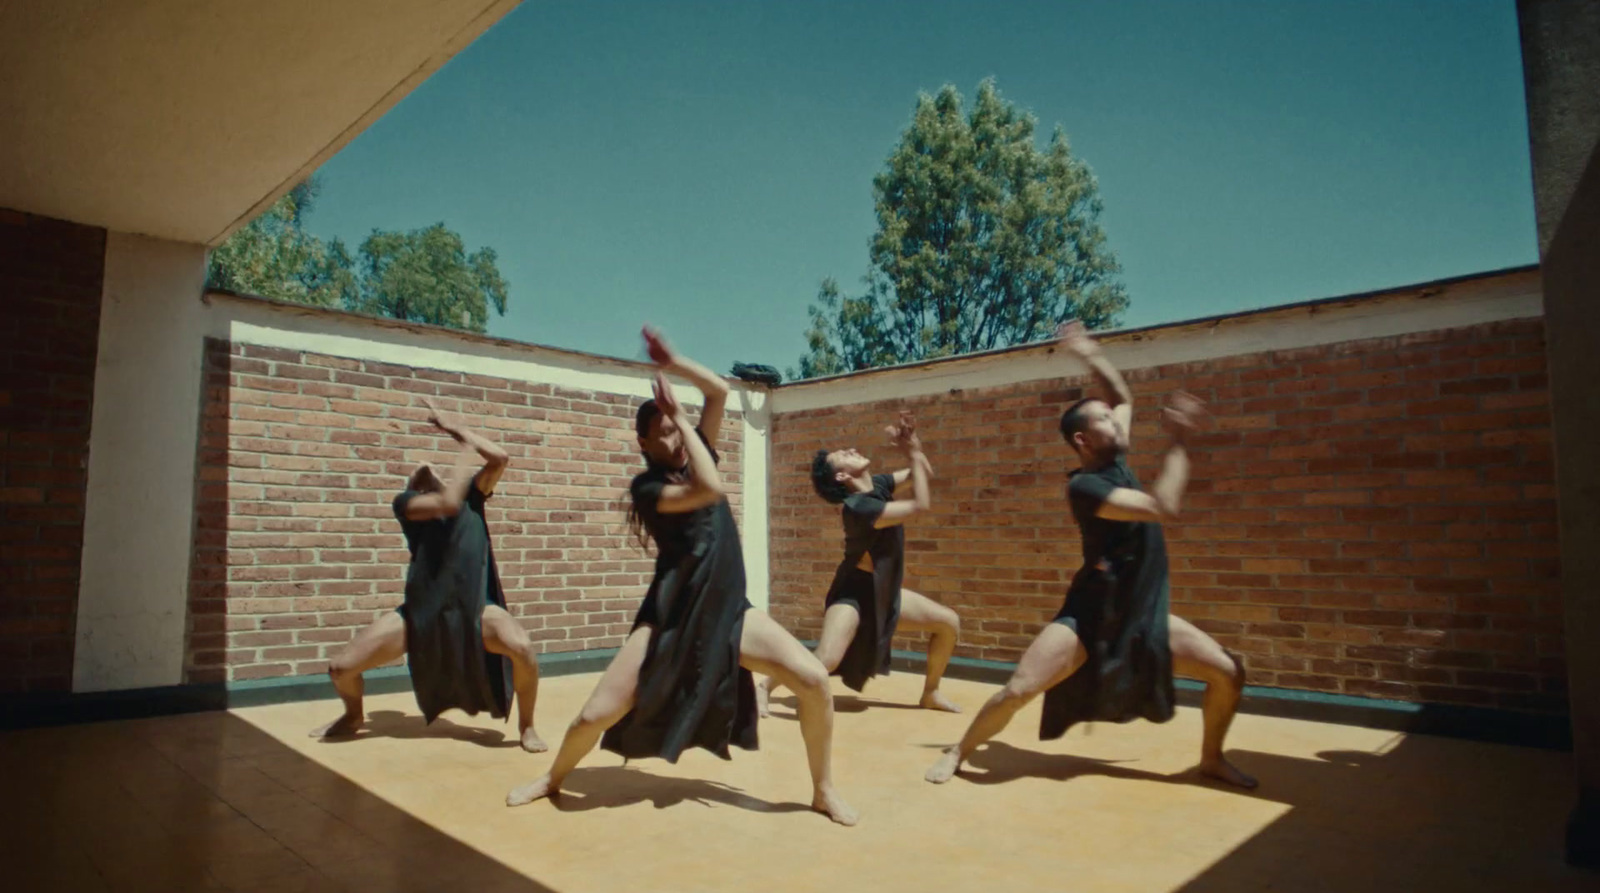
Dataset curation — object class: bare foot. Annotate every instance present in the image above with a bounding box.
[309,713,363,739]
[1200,757,1258,789]
[924,747,963,784]
[755,680,772,719]
[919,690,962,713]
[520,727,548,754]
[811,786,859,826]
[506,774,558,807]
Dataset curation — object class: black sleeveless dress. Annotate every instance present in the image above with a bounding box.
[823,473,904,692]
[600,429,759,762]
[1040,456,1176,740]
[392,472,513,724]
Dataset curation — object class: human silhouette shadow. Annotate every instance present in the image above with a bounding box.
[315,709,518,749]
[929,740,1269,796]
[764,692,926,720]
[546,764,813,816]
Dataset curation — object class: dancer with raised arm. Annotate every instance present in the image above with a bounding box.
[925,321,1255,789]
[756,412,962,715]
[507,327,858,825]
[312,397,546,753]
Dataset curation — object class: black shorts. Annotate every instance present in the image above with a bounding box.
[823,567,875,615]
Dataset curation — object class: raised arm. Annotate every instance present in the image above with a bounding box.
[1095,392,1204,523]
[1059,320,1133,442]
[874,412,931,528]
[644,326,730,450]
[424,396,509,494]
[649,373,727,515]
[891,451,933,486]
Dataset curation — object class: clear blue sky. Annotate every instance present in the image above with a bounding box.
[303,0,1537,375]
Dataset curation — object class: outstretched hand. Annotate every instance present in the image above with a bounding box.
[642,325,678,369]
[886,410,921,453]
[1056,319,1100,359]
[1160,391,1207,439]
[421,396,464,440]
[652,371,682,419]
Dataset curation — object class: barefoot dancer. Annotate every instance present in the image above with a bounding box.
[507,328,857,825]
[313,397,546,753]
[926,322,1255,789]
[756,413,962,715]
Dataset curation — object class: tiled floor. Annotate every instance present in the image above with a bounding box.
[2,672,1589,892]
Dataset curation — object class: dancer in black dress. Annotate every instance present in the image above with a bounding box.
[507,327,857,825]
[312,397,546,752]
[925,321,1255,789]
[755,412,962,714]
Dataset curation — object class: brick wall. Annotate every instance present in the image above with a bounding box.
[769,318,1565,713]
[188,338,743,683]
[0,211,106,693]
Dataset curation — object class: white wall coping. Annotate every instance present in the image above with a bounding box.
[204,289,767,404]
[772,265,1543,413]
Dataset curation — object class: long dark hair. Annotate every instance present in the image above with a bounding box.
[625,398,687,553]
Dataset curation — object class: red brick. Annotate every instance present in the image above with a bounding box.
[185,318,1562,708]
[185,342,749,683]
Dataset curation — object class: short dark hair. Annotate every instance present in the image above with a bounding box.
[1059,398,1098,442]
[635,399,661,439]
[810,449,849,504]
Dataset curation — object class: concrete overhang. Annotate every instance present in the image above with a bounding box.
[0,0,521,246]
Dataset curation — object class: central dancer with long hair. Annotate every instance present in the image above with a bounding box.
[507,327,857,825]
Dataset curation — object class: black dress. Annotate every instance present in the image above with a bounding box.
[392,472,513,725]
[1040,456,1176,740]
[600,429,759,763]
[824,473,904,692]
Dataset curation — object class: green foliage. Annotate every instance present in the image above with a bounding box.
[350,226,508,331]
[796,79,1128,379]
[206,180,356,309]
[207,177,508,333]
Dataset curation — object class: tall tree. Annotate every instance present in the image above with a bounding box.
[797,79,1128,378]
[349,225,508,332]
[207,177,509,334]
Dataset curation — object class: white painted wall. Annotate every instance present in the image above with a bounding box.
[772,270,1544,413]
[74,233,210,692]
[216,302,694,404]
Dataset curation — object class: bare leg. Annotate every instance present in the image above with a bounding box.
[925,623,1084,783]
[506,626,651,806]
[310,612,407,738]
[740,609,858,826]
[757,602,859,717]
[1168,614,1257,789]
[897,588,961,712]
[482,605,546,753]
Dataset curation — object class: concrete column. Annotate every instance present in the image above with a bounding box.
[1517,0,1600,869]
[73,233,209,692]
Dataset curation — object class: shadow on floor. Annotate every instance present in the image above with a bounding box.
[956,740,1228,791]
[546,764,813,816]
[311,709,520,749]
[904,730,1589,891]
[763,692,924,719]
[1168,738,1590,892]
[0,710,552,893]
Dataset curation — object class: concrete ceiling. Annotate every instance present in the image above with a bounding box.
[0,0,521,246]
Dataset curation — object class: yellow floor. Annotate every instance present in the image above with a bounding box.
[2,672,1588,893]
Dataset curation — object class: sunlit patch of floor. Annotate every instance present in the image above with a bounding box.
[2,672,1587,892]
